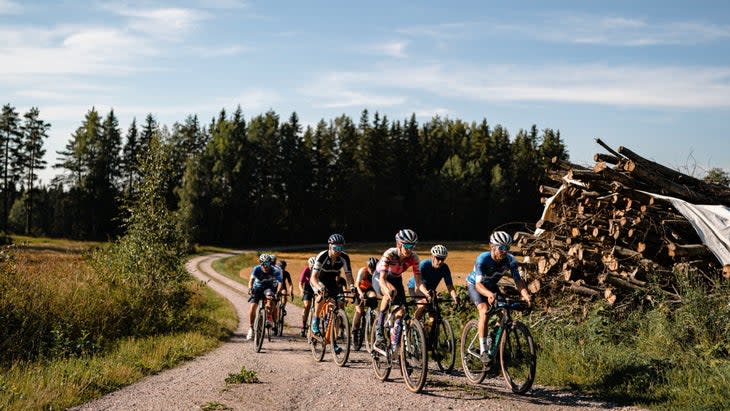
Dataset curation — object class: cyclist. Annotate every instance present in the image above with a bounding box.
[246,253,283,341]
[372,228,424,348]
[466,231,531,362]
[408,244,460,320]
[352,257,379,334]
[277,259,295,314]
[298,256,316,337]
[310,234,356,341]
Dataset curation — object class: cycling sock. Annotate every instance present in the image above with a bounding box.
[480,337,487,354]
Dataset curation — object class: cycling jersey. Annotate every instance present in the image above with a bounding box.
[407,259,452,290]
[356,266,373,291]
[251,264,283,289]
[280,269,292,290]
[312,250,352,279]
[466,252,520,289]
[375,248,420,278]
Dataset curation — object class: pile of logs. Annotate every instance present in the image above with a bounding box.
[514,139,730,305]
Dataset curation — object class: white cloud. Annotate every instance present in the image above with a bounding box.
[0,0,22,14]
[110,6,208,39]
[368,41,409,58]
[512,13,730,46]
[308,62,730,109]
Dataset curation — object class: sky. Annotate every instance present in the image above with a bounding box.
[2,0,730,185]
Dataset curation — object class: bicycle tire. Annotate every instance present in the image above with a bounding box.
[276,303,285,336]
[435,317,456,373]
[332,309,351,366]
[499,321,536,394]
[460,319,486,384]
[310,326,327,362]
[352,312,364,351]
[400,318,428,393]
[254,306,265,353]
[364,309,376,352]
[370,319,391,381]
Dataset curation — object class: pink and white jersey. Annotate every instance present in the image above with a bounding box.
[376,247,420,278]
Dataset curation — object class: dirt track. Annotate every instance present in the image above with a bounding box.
[72,253,642,411]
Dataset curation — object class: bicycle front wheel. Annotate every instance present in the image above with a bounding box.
[254,307,266,353]
[370,321,391,381]
[364,309,376,352]
[332,309,351,367]
[400,319,428,393]
[276,304,285,336]
[435,317,456,373]
[460,319,486,384]
[500,321,536,394]
[352,314,364,351]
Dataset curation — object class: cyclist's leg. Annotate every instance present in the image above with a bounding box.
[409,286,428,320]
[353,302,363,330]
[390,277,407,346]
[248,288,264,339]
[372,271,393,344]
[468,283,492,359]
[302,290,313,335]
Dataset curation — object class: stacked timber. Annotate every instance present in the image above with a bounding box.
[515,139,730,305]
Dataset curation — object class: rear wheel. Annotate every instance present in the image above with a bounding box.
[460,319,486,384]
[500,321,536,394]
[253,307,265,353]
[332,309,351,366]
[370,319,391,381]
[400,319,428,393]
[352,313,364,351]
[275,303,285,336]
[434,317,456,373]
[309,313,326,362]
[364,309,376,352]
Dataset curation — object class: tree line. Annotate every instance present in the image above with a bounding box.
[1,103,573,245]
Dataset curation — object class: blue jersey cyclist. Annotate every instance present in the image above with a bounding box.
[246,253,283,341]
[466,231,531,362]
[407,244,460,320]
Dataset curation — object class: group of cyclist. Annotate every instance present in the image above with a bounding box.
[244,228,532,362]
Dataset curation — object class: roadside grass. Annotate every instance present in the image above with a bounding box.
[0,246,237,410]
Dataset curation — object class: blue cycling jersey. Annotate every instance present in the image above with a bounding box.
[466,252,520,288]
[251,265,283,289]
[407,259,453,290]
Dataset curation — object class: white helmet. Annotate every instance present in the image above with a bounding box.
[489,231,512,247]
[395,229,418,244]
[430,244,448,258]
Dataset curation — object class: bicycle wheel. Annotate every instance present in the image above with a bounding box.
[499,321,536,394]
[309,310,327,361]
[435,317,456,373]
[370,320,391,381]
[332,309,351,366]
[352,313,364,351]
[400,319,428,393]
[364,309,376,352]
[306,306,315,344]
[460,319,486,384]
[254,307,266,353]
[276,304,285,336]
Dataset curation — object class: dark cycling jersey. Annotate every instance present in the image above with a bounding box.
[466,252,520,288]
[280,269,292,290]
[407,259,452,290]
[312,250,352,280]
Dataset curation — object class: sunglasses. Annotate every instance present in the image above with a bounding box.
[495,245,509,252]
[435,257,445,262]
[402,243,416,250]
[332,245,345,252]
[262,261,271,267]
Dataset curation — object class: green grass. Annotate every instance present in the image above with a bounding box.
[0,281,237,410]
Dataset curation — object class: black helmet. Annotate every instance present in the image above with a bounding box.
[278,259,287,268]
[367,257,378,271]
[328,233,346,244]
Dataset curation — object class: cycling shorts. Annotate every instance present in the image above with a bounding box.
[249,285,277,303]
[467,283,498,306]
[372,272,406,307]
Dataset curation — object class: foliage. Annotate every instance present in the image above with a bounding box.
[704,167,730,186]
[224,366,259,384]
[531,271,730,410]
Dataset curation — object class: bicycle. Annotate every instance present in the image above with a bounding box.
[308,290,353,366]
[370,296,428,393]
[460,294,536,394]
[252,290,278,353]
[420,290,456,373]
[273,290,288,337]
[352,296,378,352]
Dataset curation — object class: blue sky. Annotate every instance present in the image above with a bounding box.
[2,0,730,185]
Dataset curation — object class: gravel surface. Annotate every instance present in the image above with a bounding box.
[72,253,643,411]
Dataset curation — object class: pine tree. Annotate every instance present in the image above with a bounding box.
[121,118,140,196]
[0,104,22,232]
[18,107,50,234]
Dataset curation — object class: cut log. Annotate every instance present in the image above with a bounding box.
[667,243,711,258]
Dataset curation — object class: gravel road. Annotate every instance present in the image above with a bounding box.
[72,253,642,411]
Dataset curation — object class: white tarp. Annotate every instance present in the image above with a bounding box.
[534,179,730,266]
[642,192,730,266]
